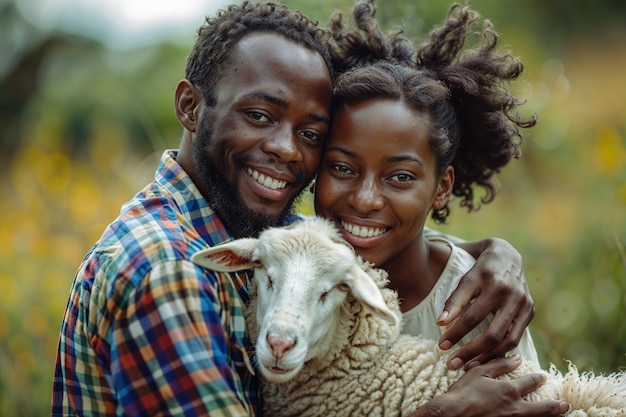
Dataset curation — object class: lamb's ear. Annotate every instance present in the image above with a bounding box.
[191,238,260,272]
[347,265,399,327]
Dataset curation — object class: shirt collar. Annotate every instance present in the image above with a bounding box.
[153,149,302,244]
[154,149,234,246]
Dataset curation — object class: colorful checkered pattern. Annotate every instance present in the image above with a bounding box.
[52,150,259,416]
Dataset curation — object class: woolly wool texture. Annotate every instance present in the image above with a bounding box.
[192,217,626,417]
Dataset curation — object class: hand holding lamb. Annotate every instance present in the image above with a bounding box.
[192,217,626,417]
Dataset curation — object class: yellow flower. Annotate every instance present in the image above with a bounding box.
[594,125,626,176]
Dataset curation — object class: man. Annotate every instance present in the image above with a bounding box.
[52,2,568,416]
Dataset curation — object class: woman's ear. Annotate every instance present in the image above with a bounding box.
[174,79,203,132]
[433,166,454,210]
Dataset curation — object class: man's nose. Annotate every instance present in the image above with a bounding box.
[262,125,302,162]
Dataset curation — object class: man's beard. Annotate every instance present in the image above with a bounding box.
[192,114,301,238]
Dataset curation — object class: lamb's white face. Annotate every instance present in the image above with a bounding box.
[253,227,356,383]
[190,218,396,383]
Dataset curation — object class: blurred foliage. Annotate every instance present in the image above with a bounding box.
[1,0,625,415]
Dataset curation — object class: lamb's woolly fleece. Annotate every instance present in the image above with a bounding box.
[191,217,626,417]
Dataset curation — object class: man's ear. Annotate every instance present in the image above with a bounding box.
[433,166,454,210]
[175,79,203,132]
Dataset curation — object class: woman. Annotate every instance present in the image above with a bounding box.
[314,1,569,415]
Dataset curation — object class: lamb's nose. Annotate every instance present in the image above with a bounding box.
[267,333,296,360]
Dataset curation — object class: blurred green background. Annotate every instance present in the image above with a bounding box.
[1,0,625,415]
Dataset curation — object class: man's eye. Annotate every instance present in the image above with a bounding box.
[299,130,321,143]
[247,111,270,123]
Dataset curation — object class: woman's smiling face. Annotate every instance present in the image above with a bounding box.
[314,98,452,269]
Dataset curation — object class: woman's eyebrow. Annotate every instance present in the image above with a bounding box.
[382,154,424,167]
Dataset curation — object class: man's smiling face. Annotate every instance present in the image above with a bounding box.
[193,33,332,237]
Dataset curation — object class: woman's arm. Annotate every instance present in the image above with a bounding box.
[437,237,535,370]
[407,356,569,417]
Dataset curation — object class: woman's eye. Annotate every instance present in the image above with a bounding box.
[389,173,415,183]
[331,163,353,176]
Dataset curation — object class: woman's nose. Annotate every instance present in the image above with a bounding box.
[347,176,384,213]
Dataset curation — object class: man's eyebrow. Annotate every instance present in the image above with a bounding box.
[242,91,330,125]
[308,112,331,125]
[242,92,288,109]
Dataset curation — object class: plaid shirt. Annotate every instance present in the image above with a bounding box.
[52,150,260,416]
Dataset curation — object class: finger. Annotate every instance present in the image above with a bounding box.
[495,303,535,353]
[436,273,480,326]
[446,322,517,369]
[453,312,538,370]
[467,354,523,378]
[464,351,504,369]
[439,295,502,352]
[467,301,536,366]
[444,336,491,369]
[512,372,549,397]
[508,371,570,417]
[464,358,570,417]
[518,401,571,417]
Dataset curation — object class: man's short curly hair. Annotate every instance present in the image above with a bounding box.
[186,1,334,106]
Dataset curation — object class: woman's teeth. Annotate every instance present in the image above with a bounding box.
[341,220,385,237]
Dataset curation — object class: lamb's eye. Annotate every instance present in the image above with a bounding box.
[266,275,273,290]
[319,290,329,302]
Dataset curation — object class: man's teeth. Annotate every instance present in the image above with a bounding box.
[341,221,385,237]
[247,168,287,190]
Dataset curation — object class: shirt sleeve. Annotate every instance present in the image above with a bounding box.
[105,259,255,416]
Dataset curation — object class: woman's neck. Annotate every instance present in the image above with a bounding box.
[382,239,451,313]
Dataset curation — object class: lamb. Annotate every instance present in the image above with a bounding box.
[192,216,626,417]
